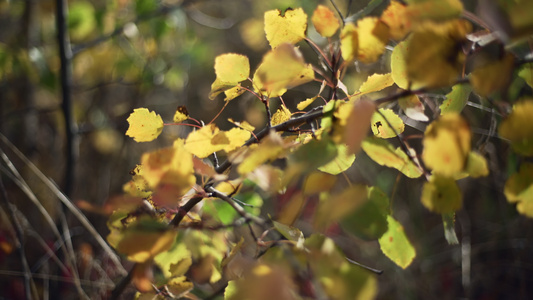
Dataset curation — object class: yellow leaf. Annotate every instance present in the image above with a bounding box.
[239,18,268,51]
[271,105,291,126]
[140,142,196,195]
[297,96,317,110]
[340,23,358,62]
[253,44,309,97]
[390,39,409,90]
[358,73,394,95]
[228,118,255,132]
[422,113,471,176]
[264,8,307,48]
[277,191,305,225]
[380,1,411,40]
[356,17,389,64]
[398,94,429,122]
[237,132,285,174]
[498,100,533,156]
[470,52,514,97]
[504,163,533,218]
[421,175,462,213]
[115,220,178,263]
[173,106,189,123]
[123,164,152,198]
[378,216,416,269]
[362,137,423,178]
[465,151,489,178]
[223,127,251,153]
[371,108,405,138]
[404,20,471,89]
[185,124,227,158]
[224,84,246,101]
[318,144,356,175]
[209,53,250,99]
[214,53,250,83]
[312,5,340,37]
[126,108,164,142]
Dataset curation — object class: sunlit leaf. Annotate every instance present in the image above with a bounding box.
[312,5,340,37]
[358,73,394,95]
[271,105,291,126]
[184,124,227,158]
[504,163,533,218]
[371,108,405,138]
[340,23,358,62]
[378,215,416,269]
[123,164,151,198]
[264,8,307,48]
[273,221,304,247]
[166,277,194,298]
[210,53,250,99]
[173,106,189,123]
[253,44,310,97]
[126,108,164,142]
[224,84,246,101]
[238,132,286,174]
[115,219,178,263]
[297,96,317,110]
[362,137,423,178]
[421,175,462,213]
[318,144,356,175]
[356,17,389,64]
[398,94,429,121]
[223,128,252,153]
[344,99,376,154]
[140,143,195,194]
[315,185,368,230]
[422,113,471,176]
[381,1,411,40]
[470,52,514,97]
[498,100,533,156]
[154,241,192,278]
[465,151,489,178]
[440,83,472,114]
[390,40,409,90]
[228,118,255,132]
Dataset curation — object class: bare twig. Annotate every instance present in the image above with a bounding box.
[205,186,266,226]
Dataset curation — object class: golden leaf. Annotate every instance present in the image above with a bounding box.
[422,113,471,176]
[358,73,394,95]
[470,52,514,97]
[381,1,411,40]
[504,163,533,218]
[264,8,307,48]
[340,23,358,62]
[312,5,340,37]
[271,105,291,126]
[421,175,462,213]
[371,109,405,138]
[356,17,389,64]
[498,100,533,156]
[185,124,228,158]
[126,108,164,142]
[173,106,189,123]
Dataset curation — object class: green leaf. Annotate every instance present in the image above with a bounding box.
[504,162,533,218]
[421,175,462,213]
[378,216,416,269]
[440,84,472,114]
[518,63,533,88]
[371,109,405,138]
[290,137,338,171]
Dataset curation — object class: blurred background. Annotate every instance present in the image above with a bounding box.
[0,0,532,299]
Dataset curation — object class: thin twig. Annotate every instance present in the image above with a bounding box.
[205,186,266,226]
[0,170,37,300]
[345,257,383,275]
